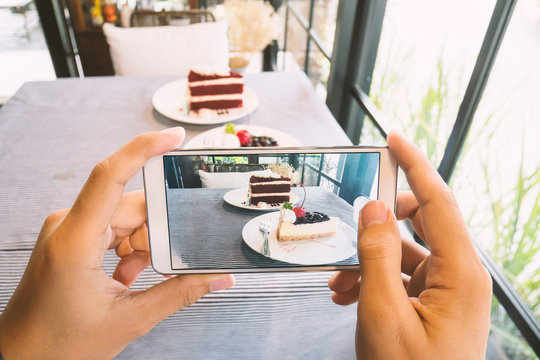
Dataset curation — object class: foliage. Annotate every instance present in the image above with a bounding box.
[483,151,540,318]
[367,34,540,357]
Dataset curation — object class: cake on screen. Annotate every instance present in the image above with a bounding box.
[187,66,244,112]
[248,175,292,206]
[277,203,340,242]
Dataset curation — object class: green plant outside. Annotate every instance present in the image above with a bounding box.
[367,46,539,358]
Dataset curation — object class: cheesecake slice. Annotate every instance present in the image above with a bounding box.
[277,210,339,241]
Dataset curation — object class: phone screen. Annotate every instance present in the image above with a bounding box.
[162,151,380,270]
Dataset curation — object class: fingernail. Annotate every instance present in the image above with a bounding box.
[160,126,186,147]
[210,275,235,292]
[361,201,388,227]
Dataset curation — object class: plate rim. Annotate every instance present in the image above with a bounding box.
[152,78,259,125]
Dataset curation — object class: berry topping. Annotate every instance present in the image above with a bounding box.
[293,206,306,218]
[294,212,330,225]
[236,129,252,146]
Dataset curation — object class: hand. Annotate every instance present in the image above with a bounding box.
[329,131,492,359]
[0,128,235,360]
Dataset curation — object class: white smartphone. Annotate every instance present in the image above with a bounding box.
[143,147,397,274]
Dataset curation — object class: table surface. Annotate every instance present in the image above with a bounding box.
[0,72,357,359]
[167,187,358,269]
[0,0,32,8]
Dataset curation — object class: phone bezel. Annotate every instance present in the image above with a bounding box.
[143,146,397,274]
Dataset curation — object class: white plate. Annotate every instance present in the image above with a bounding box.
[224,188,300,211]
[152,78,258,125]
[184,125,303,149]
[242,212,357,265]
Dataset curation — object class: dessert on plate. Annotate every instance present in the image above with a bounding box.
[248,175,292,206]
[222,123,278,147]
[276,187,340,241]
[187,67,244,112]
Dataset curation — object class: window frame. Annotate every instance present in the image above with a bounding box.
[332,0,540,354]
[282,0,540,354]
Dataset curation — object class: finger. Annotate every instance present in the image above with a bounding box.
[328,271,360,293]
[331,280,361,306]
[115,237,133,258]
[128,224,149,252]
[401,237,429,275]
[396,191,425,240]
[111,190,147,239]
[396,191,430,275]
[65,128,185,250]
[132,274,235,328]
[112,250,151,287]
[357,201,408,302]
[387,131,473,259]
[406,260,428,297]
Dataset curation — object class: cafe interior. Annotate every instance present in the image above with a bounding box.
[0,0,538,358]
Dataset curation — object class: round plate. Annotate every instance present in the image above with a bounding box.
[242,212,357,265]
[152,78,258,125]
[184,125,303,149]
[224,188,300,211]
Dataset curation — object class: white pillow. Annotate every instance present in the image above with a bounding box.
[102,22,229,76]
[198,170,275,189]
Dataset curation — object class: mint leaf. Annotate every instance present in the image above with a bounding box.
[224,123,236,135]
[283,202,293,210]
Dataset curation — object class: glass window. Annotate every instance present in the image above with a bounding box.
[368,0,494,165]
[0,1,55,103]
[282,0,336,98]
[311,0,339,55]
[489,299,539,359]
[451,0,540,323]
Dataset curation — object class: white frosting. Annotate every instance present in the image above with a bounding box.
[190,94,243,102]
[250,192,291,197]
[191,65,230,76]
[281,209,297,223]
[189,78,244,86]
[221,133,241,147]
[250,181,291,187]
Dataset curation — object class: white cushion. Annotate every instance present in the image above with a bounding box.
[102,22,229,76]
[198,170,275,189]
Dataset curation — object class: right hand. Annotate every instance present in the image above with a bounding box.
[329,131,492,359]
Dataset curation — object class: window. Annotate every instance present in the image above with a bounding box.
[322,0,540,356]
[368,0,494,166]
[282,0,337,98]
[450,0,540,352]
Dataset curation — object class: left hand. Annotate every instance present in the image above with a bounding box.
[0,128,235,360]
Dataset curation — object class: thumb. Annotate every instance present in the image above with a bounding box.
[132,274,235,328]
[357,201,403,294]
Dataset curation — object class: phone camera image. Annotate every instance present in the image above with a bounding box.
[162,151,381,270]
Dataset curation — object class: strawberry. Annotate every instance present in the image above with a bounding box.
[236,129,252,146]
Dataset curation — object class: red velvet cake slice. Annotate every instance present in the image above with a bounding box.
[187,69,244,112]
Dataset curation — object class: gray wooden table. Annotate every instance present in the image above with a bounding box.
[167,187,358,270]
[0,72,357,359]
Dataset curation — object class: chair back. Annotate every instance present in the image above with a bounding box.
[131,10,215,27]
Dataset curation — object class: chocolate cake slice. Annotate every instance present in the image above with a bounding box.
[248,175,291,205]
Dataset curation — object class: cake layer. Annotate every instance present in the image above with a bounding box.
[190,99,243,111]
[277,217,339,242]
[250,194,290,205]
[189,84,244,96]
[190,78,244,86]
[250,176,291,184]
[188,70,242,82]
[249,183,291,194]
